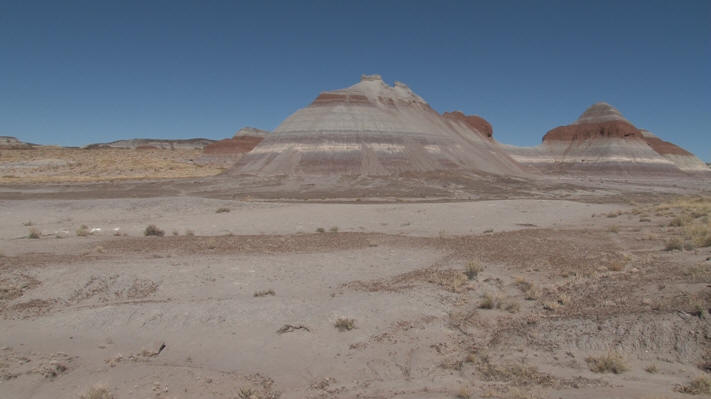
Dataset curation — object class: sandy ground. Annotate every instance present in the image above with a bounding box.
[0,175,710,398]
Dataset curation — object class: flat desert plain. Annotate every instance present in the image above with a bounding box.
[0,153,710,399]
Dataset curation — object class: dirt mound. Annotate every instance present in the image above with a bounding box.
[227,74,525,177]
[503,103,702,175]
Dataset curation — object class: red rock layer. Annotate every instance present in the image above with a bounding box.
[543,120,642,142]
[203,136,264,155]
[642,136,692,156]
[442,111,493,138]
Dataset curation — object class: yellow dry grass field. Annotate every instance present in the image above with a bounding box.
[0,147,222,183]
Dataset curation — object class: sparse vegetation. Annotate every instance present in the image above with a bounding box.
[669,216,688,227]
[665,238,683,251]
[585,352,627,374]
[185,229,195,236]
[465,261,483,280]
[515,277,539,300]
[334,318,355,331]
[504,301,520,313]
[238,388,256,399]
[23,221,33,226]
[689,301,705,318]
[456,386,472,399]
[608,225,619,233]
[80,385,114,399]
[28,228,40,239]
[479,293,498,309]
[316,227,325,233]
[329,226,339,232]
[478,293,517,312]
[254,289,275,297]
[676,376,711,395]
[216,207,230,213]
[144,224,165,237]
[476,356,554,387]
[77,224,91,237]
[645,364,658,374]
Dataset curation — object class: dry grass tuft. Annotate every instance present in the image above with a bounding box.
[684,223,711,248]
[645,364,658,374]
[464,261,483,280]
[585,352,627,374]
[334,318,355,331]
[456,386,472,399]
[676,376,711,395]
[80,385,114,399]
[253,289,275,297]
[665,238,683,251]
[477,356,554,387]
[329,226,339,233]
[238,388,257,399]
[478,293,519,312]
[28,228,40,239]
[144,224,165,237]
[316,227,325,233]
[216,207,230,213]
[515,277,539,300]
[608,225,620,233]
[426,269,469,292]
[479,293,499,309]
[76,224,91,237]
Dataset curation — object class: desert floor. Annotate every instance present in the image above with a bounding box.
[0,166,710,398]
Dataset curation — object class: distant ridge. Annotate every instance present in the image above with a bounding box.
[0,136,35,149]
[84,138,214,150]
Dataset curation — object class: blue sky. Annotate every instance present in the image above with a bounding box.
[1,1,710,160]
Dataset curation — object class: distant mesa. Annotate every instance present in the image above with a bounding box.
[84,138,214,150]
[227,74,524,177]
[503,102,710,175]
[0,136,35,149]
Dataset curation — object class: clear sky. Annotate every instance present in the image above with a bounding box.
[2,1,710,160]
